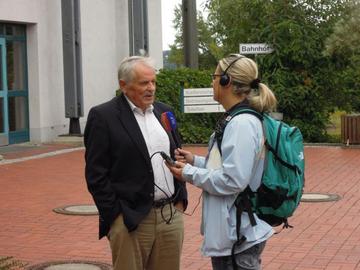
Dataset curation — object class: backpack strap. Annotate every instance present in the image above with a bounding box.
[230,110,300,174]
[215,106,264,269]
[231,193,248,270]
[264,132,300,173]
[225,107,264,228]
[215,107,263,155]
[231,108,263,122]
[231,187,257,270]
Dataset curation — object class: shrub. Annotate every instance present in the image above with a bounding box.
[118,68,345,144]
[156,68,219,144]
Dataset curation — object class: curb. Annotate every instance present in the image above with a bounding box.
[0,147,84,165]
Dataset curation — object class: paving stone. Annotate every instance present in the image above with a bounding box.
[0,146,360,270]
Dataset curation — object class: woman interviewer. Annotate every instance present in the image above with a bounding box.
[167,54,277,270]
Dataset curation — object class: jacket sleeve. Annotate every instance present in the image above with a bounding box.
[182,115,262,196]
[84,107,120,225]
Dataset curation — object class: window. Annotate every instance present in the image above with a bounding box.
[6,41,26,91]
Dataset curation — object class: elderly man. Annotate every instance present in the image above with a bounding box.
[84,56,187,270]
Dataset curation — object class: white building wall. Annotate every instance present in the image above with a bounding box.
[0,0,66,143]
[0,0,164,143]
[80,0,121,129]
[148,0,163,70]
[35,1,66,142]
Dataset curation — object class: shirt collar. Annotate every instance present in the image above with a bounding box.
[124,95,153,114]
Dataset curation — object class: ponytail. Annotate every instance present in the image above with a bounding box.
[248,83,277,113]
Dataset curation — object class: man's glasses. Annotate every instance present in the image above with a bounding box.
[211,74,222,80]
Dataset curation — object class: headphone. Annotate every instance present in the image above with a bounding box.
[219,56,245,86]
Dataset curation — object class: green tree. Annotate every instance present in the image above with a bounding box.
[201,0,353,141]
[168,4,218,70]
[167,4,183,68]
[168,0,357,142]
[324,0,360,112]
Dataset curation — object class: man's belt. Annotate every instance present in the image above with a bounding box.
[153,197,173,208]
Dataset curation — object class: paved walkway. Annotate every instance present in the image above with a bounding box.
[1,144,360,269]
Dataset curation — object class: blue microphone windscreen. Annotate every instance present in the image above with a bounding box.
[165,111,177,130]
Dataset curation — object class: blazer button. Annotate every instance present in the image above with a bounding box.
[149,169,153,174]
[150,193,154,197]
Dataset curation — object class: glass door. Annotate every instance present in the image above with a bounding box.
[0,23,29,144]
[0,37,9,146]
[7,36,29,144]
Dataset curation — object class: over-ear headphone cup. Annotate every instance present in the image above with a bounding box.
[220,74,230,86]
[219,55,244,87]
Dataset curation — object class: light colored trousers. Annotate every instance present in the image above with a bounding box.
[108,204,184,270]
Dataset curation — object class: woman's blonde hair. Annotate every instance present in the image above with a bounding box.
[218,54,277,112]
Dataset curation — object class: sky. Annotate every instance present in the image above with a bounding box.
[161,0,206,51]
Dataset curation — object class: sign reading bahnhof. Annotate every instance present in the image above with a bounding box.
[239,43,274,54]
[182,45,274,113]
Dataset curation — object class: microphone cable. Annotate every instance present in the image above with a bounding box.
[150,151,203,220]
[175,191,202,217]
[150,151,176,224]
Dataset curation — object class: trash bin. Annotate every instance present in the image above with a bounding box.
[341,114,360,145]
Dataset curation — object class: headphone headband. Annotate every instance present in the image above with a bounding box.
[223,56,243,74]
[219,55,245,86]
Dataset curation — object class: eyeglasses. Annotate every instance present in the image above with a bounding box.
[211,74,222,80]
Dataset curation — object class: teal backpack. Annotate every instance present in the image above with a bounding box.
[215,107,305,269]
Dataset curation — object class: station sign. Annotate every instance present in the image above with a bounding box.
[239,43,274,54]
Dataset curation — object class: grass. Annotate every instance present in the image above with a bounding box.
[326,110,346,136]
[324,110,348,144]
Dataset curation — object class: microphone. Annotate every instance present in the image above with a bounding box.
[161,111,181,148]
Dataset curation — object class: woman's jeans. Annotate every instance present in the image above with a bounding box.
[211,241,266,270]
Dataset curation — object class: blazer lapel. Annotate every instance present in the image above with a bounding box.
[115,94,151,164]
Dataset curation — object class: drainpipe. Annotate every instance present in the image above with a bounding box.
[61,0,84,135]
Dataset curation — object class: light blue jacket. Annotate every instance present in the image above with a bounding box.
[182,113,274,257]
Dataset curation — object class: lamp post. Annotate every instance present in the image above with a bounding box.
[182,0,198,69]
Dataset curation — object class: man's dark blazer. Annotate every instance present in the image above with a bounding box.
[84,93,188,239]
